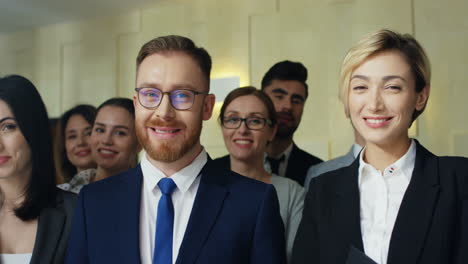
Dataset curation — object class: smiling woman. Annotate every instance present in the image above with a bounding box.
[213,86,305,263]
[59,98,141,193]
[293,29,468,264]
[54,104,97,184]
[0,75,76,264]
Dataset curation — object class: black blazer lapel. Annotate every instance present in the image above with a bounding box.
[176,161,228,264]
[285,144,305,184]
[387,142,440,264]
[332,158,365,253]
[30,205,66,264]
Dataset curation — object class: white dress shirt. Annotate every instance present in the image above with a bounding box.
[264,142,294,177]
[139,149,207,264]
[358,140,416,264]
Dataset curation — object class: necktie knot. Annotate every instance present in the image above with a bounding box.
[158,178,177,195]
[266,155,285,175]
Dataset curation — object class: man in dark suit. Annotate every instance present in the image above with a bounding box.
[261,61,322,186]
[65,35,286,264]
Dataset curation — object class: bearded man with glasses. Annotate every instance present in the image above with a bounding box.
[66,35,287,264]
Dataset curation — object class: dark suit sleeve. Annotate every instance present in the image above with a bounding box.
[250,185,287,264]
[292,177,320,264]
[455,166,468,263]
[65,189,89,264]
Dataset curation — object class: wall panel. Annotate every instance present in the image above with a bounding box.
[415,0,468,156]
[0,0,466,158]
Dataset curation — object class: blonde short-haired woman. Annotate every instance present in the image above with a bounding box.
[293,29,468,264]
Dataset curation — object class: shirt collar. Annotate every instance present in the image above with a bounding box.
[352,143,364,158]
[141,149,208,194]
[283,142,294,161]
[358,139,416,182]
[265,142,294,160]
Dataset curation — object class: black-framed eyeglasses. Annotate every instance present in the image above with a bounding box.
[222,116,271,130]
[134,87,208,110]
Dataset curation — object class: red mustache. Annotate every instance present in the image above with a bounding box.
[145,119,185,128]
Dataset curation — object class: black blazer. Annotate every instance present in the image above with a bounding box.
[30,189,76,264]
[292,141,468,264]
[286,144,322,186]
[213,144,323,187]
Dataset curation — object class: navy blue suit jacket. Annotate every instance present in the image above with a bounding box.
[65,159,286,264]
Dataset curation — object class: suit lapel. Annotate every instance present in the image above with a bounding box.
[387,143,440,264]
[332,158,364,252]
[285,144,303,184]
[176,162,228,264]
[115,166,143,263]
[30,203,66,264]
[342,147,358,165]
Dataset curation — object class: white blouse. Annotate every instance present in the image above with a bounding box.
[358,140,416,264]
[0,253,32,264]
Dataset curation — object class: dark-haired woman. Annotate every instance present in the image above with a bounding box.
[55,104,96,184]
[0,75,76,264]
[59,98,140,193]
[215,86,304,262]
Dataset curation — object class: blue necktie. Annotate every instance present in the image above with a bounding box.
[153,178,177,264]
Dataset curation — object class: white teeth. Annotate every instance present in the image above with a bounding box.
[155,129,177,133]
[367,119,387,124]
[100,149,116,154]
[235,140,252,145]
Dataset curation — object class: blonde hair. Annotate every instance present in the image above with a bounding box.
[339,29,431,120]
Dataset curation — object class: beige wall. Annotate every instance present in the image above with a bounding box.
[0,0,467,159]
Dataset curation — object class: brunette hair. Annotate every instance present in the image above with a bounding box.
[261,60,309,99]
[0,75,56,220]
[219,86,277,127]
[55,104,96,182]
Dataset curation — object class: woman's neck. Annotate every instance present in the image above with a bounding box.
[229,155,271,184]
[93,167,118,182]
[364,137,412,171]
[76,166,90,174]
[0,176,28,210]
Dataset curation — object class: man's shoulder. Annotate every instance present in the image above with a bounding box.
[310,154,353,176]
[202,160,273,194]
[304,154,354,189]
[80,166,142,196]
[211,154,230,169]
[291,144,323,165]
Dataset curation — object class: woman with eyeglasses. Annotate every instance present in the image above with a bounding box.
[293,29,468,264]
[214,86,305,263]
[59,98,140,193]
[0,75,76,264]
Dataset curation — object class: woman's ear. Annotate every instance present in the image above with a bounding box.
[415,85,430,111]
